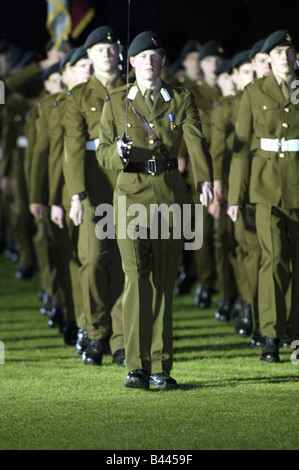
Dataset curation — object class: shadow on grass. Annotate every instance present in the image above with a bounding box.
[177,374,299,390]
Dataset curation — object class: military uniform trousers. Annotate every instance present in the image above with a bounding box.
[62,194,86,331]
[233,204,261,324]
[255,204,299,340]
[78,196,124,352]
[10,146,36,269]
[213,206,238,301]
[117,226,184,375]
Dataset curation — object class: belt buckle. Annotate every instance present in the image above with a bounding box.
[148,156,156,176]
[277,139,282,151]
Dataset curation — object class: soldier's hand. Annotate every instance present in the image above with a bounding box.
[227,205,239,222]
[208,200,221,219]
[200,182,214,206]
[69,199,84,226]
[178,157,186,174]
[51,205,64,229]
[29,203,44,220]
[117,138,133,158]
[214,181,223,203]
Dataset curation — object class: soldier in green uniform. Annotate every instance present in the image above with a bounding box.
[189,41,224,309]
[29,62,77,337]
[170,40,202,87]
[48,46,93,354]
[97,31,213,390]
[64,27,125,367]
[228,30,299,362]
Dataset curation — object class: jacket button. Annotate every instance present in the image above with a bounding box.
[279,153,284,158]
[263,105,267,110]
[282,122,288,128]
[91,107,96,111]
[149,123,154,128]
[284,107,289,112]
[149,139,154,144]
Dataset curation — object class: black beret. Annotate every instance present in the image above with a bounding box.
[199,41,224,61]
[231,50,251,69]
[179,40,201,61]
[128,31,164,57]
[42,62,61,81]
[84,26,119,49]
[249,39,266,60]
[59,48,76,73]
[261,30,295,54]
[215,58,232,76]
[70,45,89,66]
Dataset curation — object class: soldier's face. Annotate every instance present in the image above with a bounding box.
[44,72,63,94]
[200,56,221,80]
[88,43,119,74]
[251,53,271,78]
[130,50,166,82]
[182,52,201,76]
[268,46,297,75]
[233,63,254,90]
[217,72,235,95]
[72,58,93,83]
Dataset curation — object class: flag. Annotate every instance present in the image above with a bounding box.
[46,0,72,48]
[70,0,95,39]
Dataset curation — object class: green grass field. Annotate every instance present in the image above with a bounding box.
[0,254,299,450]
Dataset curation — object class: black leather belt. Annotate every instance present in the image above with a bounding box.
[123,158,178,175]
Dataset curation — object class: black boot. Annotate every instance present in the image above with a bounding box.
[250,323,265,348]
[194,285,212,309]
[214,298,235,321]
[260,337,280,362]
[75,329,89,355]
[233,302,253,337]
[62,321,78,346]
[48,307,65,329]
[82,338,108,365]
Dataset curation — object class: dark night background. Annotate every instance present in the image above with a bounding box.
[0,0,299,63]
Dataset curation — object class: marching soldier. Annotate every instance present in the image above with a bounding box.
[190,41,224,309]
[97,31,213,389]
[48,46,93,353]
[64,26,125,367]
[228,30,299,362]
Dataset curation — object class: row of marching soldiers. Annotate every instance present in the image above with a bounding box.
[0,26,297,370]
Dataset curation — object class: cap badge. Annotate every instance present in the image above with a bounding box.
[286,33,292,43]
[151,37,158,47]
[107,32,112,41]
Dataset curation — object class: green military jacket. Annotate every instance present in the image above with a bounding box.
[190,80,222,143]
[64,74,125,205]
[210,90,243,191]
[0,92,29,176]
[48,90,68,207]
[228,71,299,209]
[29,92,60,204]
[97,80,213,226]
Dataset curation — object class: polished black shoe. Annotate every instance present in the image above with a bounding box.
[15,265,35,280]
[48,307,65,329]
[150,372,178,390]
[39,293,52,316]
[112,349,126,367]
[174,272,196,295]
[124,369,150,389]
[230,295,244,321]
[76,329,89,355]
[82,338,107,365]
[250,324,265,348]
[279,336,292,348]
[194,285,212,309]
[260,337,280,362]
[214,298,234,322]
[62,321,78,346]
[233,302,253,337]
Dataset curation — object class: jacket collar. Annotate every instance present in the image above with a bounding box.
[128,80,173,120]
